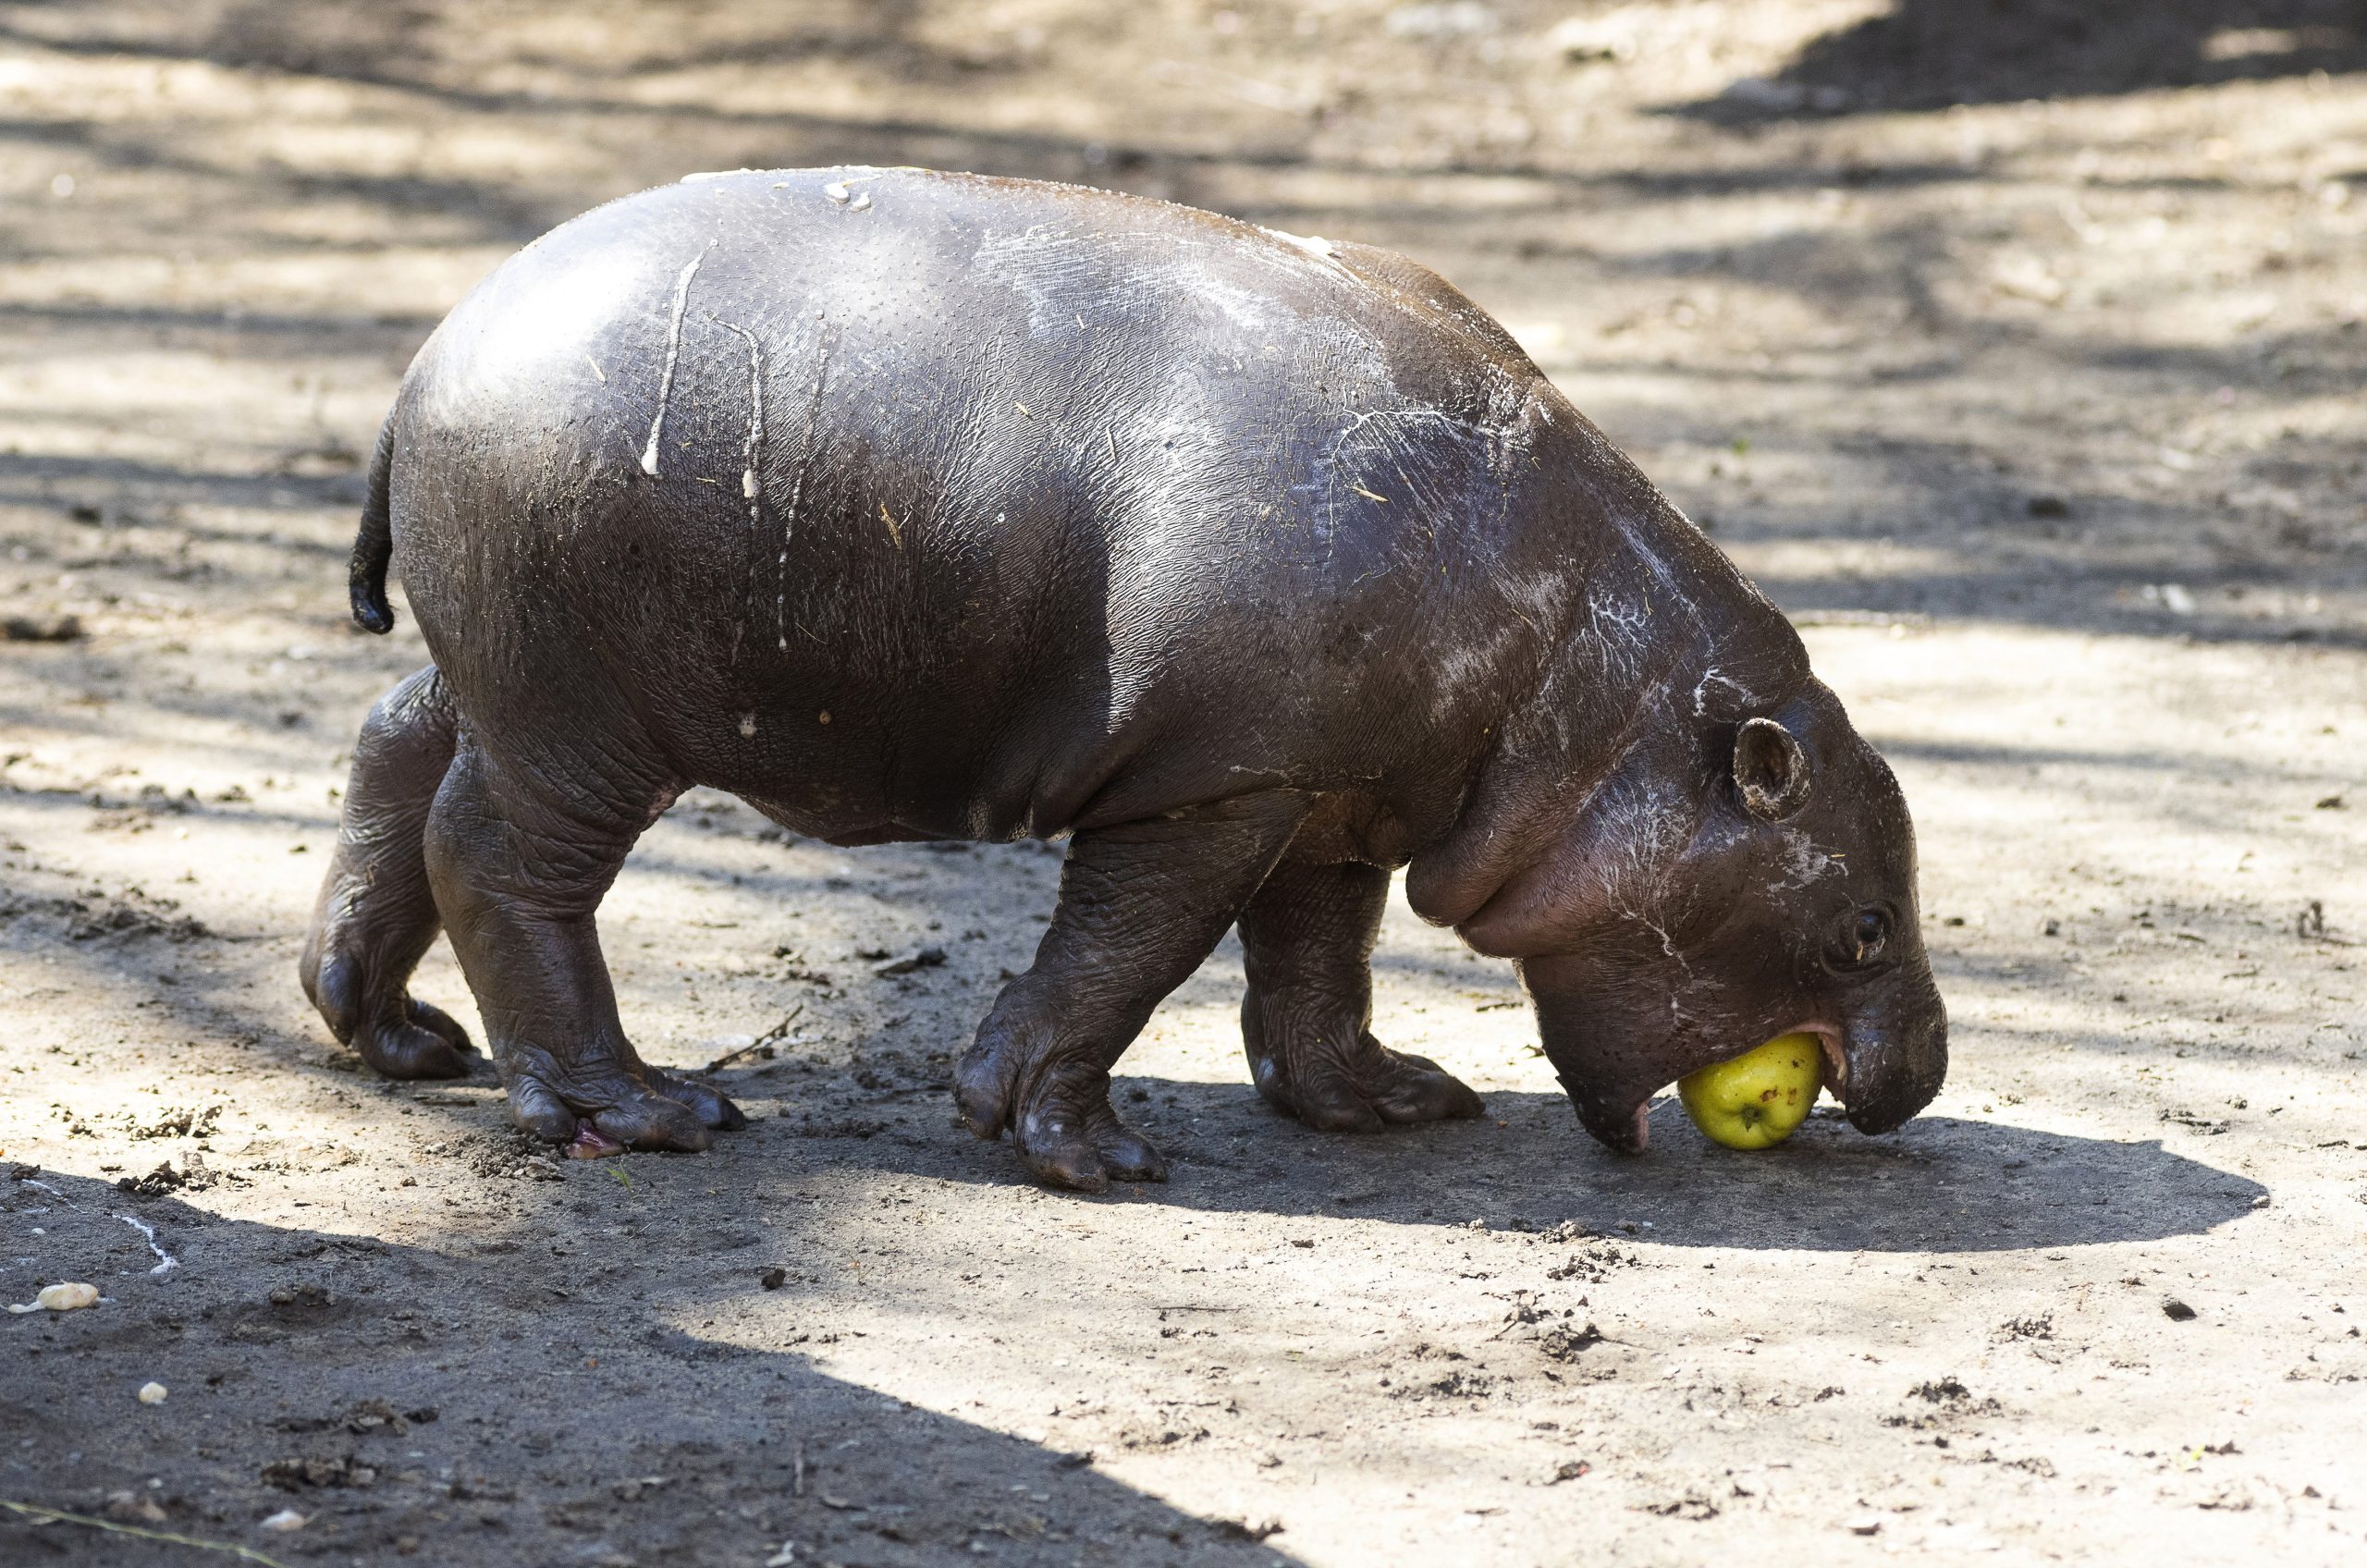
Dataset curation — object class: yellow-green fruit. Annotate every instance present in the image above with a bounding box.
[1677,1033,1824,1150]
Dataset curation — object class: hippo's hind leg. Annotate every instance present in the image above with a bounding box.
[300,666,477,1079]
[1237,859,1483,1132]
[423,729,745,1155]
[954,793,1307,1193]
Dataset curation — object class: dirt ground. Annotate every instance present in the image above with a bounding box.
[3,3,2364,1564]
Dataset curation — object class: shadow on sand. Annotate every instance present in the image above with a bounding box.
[0,1170,1298,1568]
[1686,0,2367,121]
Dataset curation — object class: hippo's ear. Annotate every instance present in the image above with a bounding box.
[1734,717,1811,821]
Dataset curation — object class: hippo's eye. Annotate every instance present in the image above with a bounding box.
[1840,907,1892,968]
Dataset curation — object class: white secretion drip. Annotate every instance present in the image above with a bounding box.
[639,244,714,477]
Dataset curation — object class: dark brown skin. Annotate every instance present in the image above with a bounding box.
[301,166,1945,1192]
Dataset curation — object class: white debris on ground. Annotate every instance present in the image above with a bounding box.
[6,1282,98,1314]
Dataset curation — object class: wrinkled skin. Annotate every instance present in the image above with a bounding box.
[302,166,1945,1192]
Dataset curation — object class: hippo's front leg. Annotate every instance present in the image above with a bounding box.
[1238,859,1484,1132]
[955,793,1308,1193]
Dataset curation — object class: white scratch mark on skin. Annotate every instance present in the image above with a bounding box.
[1776,827,1841,888]
[1691,667,1761,720]
[1586,584,1654,684]
[777,334,833,652]
[713,318,767,671]
[583,353,606,383]
[639,243,713,477]
[116,1213,176,1276]
[1259,226,1343,267]
[711,319,766,513]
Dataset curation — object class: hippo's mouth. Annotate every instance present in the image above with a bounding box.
[1584,1021,1850,1156]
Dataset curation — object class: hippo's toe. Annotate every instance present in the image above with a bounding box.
[497,1045,740,1155]
[1014,1094,1170,1194]
[1252,1030,1484,1133]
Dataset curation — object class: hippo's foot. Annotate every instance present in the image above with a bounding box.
[1012,1068,1170,1194]
[957,1044,1168,1194]
[1236,859,1479,1133]
[302,664,472,1080]
[497,1042,747,1155]
[302,947,481,1081]
[1245,1017,1484,1134]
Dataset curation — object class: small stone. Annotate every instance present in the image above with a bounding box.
[260,1509,307,1532]
[1846,1514,1883,1536]
[759,1267,788,1290]
[2163,1298,2199,1321]
[1,613,84,643]
[7,1281,99,1313]
[138,1381,168,1404]
[871,945,947,977]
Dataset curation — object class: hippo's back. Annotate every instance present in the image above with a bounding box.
[388,169,1585,839]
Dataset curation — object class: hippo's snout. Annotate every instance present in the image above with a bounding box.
[1822,961,1949,1135]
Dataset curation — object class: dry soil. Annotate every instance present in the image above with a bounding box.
[2,4,2364,1566]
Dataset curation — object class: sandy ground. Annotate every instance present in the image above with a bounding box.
[3,3,2365,1564]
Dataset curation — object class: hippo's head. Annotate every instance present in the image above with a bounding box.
[1410,678,1945,1153]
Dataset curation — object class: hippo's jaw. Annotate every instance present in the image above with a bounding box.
[1538,984,1946,1156]
[1566,1088,1654,1156]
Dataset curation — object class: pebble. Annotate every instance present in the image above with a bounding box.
[7,1281,98,1313]
[138,1381,168,1404]
[259,1508,307,1532]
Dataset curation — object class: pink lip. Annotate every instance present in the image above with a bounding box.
[1782,1022,1847,1103]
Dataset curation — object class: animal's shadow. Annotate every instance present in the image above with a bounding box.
[0,1172,1299,1568]
[1682,0,2367,120]
[797,1081,2266,1255]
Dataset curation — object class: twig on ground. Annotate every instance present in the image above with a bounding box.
[706,1004,805,1072]
[0,1500,292,1567]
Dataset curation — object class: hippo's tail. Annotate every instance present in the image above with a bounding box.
[348,413,398,634]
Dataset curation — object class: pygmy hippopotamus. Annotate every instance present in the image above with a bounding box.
[300,166,1947,1191]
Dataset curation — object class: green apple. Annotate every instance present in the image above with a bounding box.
[1677,1033,1824,1150]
